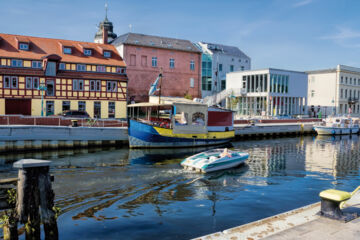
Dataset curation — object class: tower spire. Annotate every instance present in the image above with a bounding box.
[105,2,108,21]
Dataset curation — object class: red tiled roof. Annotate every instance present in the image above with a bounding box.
[0,33,126,67]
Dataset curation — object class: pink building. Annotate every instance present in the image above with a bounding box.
[112,33,201,102]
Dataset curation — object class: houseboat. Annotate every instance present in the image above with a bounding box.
[127,96,235,148]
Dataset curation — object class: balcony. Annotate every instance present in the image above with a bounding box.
[348,97,359,105]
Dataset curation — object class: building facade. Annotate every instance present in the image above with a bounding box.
[112,33,202,102]
[226,68,308,118]
[195,42,251,98]
[0,33,127,118]
[307,65,360,117]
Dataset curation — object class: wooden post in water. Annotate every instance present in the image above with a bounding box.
[13,159,58,240]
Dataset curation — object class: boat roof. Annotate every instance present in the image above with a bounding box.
[129,96,207,108]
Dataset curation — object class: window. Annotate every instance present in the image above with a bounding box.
[32,61,42,68]
[19,43,29,50]
[221,80,226,90]
[94,102,101,118]
[130,54,136,66]
[63,47,72,54]
[33,77,39,89]
[11,59,23,67]
[108,102,115,118]
[4,76,10,88]
[62,101,70,112]
[190,60,195,71]
[201,77,212,91]
[84,49,92,56]
[152,57,157,67]
[219,64,223,72]
[78,80,84,91]
[107,81,117,92]
[104,51,111,58]
[96,80,101,91]
[141,55,147,67]
[169,58,175,69]
[73,79,78,91]
[78,101,86,112]
[311,90,315,97]
[59,63,66,70]
[350,78,352,85]
[341,76,343,83]
[11,76,18,88]
[90,80,96,91]
[230,65,234,72]
[190,78,194,88]
[97,65,106,72]
[345,89,348,98]
[77,64,86,71]
[116,67,126,74]
[46,80,54,96]
[26,77,32,89]
[346,77,348,84]
[192,112,205,126]
[241,66,244,71]
[46,101,54,116]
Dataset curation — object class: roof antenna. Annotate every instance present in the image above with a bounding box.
[129,24,133,32]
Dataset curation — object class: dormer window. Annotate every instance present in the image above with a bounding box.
[19,43,29,50]
[104,51,111,58]
[63,47,72,54]
[84,49,92,56]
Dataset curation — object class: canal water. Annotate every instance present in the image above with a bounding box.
[1,135,360,239]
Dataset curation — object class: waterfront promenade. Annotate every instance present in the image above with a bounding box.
[195,191,360,240]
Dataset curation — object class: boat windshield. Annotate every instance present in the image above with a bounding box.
[128,104,173,129]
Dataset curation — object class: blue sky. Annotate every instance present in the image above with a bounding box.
[1,0,360,71]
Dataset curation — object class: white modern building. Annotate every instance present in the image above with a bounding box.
[195,42,251,98]
[225,68,308,118]
[307,65,360,117]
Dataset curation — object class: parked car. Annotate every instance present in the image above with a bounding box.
[61,110,90,118]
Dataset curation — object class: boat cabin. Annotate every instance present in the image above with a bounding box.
[128,99,208,134]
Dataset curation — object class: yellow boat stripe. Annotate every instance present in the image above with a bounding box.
[153,127,235,139]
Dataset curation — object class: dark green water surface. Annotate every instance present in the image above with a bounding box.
[1,135,360,239]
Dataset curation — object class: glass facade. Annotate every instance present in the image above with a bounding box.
[201,54,212,91]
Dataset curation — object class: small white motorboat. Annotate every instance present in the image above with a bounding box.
[181,148,249,173]
[314,116,359,135]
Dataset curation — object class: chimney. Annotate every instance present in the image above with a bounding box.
[102,25,108,44]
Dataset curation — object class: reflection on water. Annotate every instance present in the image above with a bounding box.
[1,136,360,239]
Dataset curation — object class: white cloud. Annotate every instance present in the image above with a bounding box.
[320,27,360,40]
[320,26,360,48]
[293,0,313,8]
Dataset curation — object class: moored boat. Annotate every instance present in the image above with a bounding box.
[181,148,249,173]
[127,96,235,148]
[314,116,359,135]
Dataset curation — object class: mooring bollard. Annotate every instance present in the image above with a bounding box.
[13,159,58,240]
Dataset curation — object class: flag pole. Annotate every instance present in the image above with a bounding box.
[158,68,163,104]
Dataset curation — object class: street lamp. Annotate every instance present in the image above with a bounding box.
[38,84,47,117]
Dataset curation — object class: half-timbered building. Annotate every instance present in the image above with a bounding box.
[0,33,127,118]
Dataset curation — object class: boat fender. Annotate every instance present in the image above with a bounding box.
[350,129,352,134]
[332,130,335,135]
[340,130,342,135]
